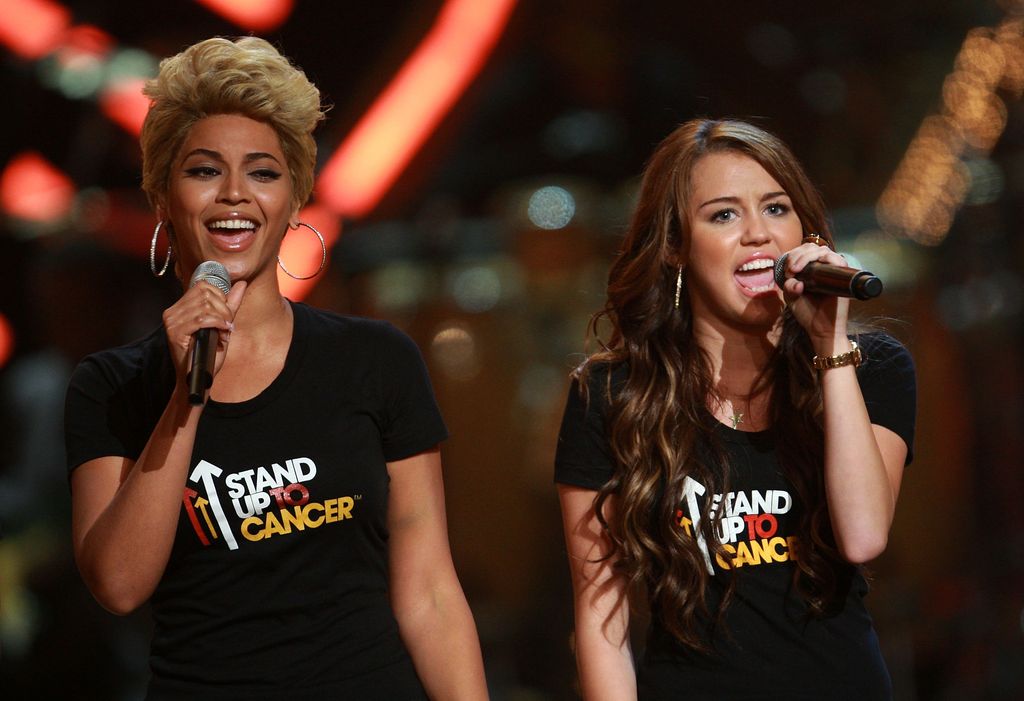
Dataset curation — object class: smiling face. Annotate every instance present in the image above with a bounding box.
[683,150,804,331]
[159,113,297,286]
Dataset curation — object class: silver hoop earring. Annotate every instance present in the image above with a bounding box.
[278,221,327,280]
[150,221,171,277]
[674,266,684,309]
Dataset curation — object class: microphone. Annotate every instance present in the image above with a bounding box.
[187,261,231,405]
[773,253,883,300]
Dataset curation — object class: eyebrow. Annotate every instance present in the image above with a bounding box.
[181,148,283,164]
[697,191,789,210]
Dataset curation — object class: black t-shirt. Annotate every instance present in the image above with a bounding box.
[554,333,916,700]
[65,302,448,700]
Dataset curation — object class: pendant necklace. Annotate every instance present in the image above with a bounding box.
[730,412,744,429]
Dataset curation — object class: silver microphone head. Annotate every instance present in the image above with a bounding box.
[189,261,231,295]
[773,253,790,288]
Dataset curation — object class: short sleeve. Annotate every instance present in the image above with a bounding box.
[377,325,448,462]
[554,366,619,490]
[856,333,917,465]
[64,339,170,474]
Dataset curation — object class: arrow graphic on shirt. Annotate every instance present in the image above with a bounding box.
[182,487,211,546]
[682,476,715,575]
[190,459,238,551]
[194,496,219,540]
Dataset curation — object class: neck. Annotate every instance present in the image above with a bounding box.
[692,317,779,392]
[231,276,291,343]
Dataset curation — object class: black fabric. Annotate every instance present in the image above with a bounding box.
[554,332,916,700]
[65,302,447,700]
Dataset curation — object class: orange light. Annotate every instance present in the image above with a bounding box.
[318,0,518,218]
[0,151,75,222]
[277,204,342,301]
[193,0,293,32]
[99,77,150,135]
[0,0,70,60]
[0,313,13,369]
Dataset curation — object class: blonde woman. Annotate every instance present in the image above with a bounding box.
[65,37,487,700]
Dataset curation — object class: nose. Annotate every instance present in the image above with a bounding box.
[741,213,772,245]
[217,170,251,204]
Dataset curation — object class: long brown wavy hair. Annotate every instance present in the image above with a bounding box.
[580,118,851,652]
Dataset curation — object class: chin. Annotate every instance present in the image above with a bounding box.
[736,299,783,326]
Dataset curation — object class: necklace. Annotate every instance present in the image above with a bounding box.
[730,412,744,429]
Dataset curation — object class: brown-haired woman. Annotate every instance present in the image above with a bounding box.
[65,37,487,700]
[555,118,915,700]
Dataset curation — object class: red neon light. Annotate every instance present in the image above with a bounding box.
[193,0,293,32]
[59,23,114,58]
[317,0,518,218]
[0,313,13,369]
[278,204,342,301]
[99,77,149,135]
[0,151,75,222]
[0,0,70,60]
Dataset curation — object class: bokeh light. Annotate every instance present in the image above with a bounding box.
[0,314,14,369]
[0,152,75,225]
[527,186,576,230]
[430,322,480,381]
[450,264,503,313]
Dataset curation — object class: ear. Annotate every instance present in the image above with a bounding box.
[665,246,687,270]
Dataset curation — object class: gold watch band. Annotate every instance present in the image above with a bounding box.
[812,340,861,370]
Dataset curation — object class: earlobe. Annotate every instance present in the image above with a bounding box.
[666,250,688,269]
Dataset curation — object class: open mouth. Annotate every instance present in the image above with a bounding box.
[734,258,777,295]
[207,219,258,250]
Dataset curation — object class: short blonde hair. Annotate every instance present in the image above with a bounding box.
[140,37,324,213]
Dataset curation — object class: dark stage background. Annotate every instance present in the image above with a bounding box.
[1,1,1022,699]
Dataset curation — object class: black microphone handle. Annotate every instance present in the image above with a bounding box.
[800,262,883,300]
[187,327,220,405]
[774,253,883,301]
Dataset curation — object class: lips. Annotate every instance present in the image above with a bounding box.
[207,218,258,251]
[734,257,777,295]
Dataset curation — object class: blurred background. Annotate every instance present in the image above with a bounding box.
[1,0,1022,698]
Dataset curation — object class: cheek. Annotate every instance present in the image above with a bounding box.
[780,218,805,246]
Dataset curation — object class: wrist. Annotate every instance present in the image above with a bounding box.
[810,333,852,358]
[812,339,861,371]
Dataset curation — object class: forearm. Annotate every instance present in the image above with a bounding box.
[395,578,488,700]
[75,388,202,613]
[819,357,895,562]
[574,604,637,701]
[559,486,637,700]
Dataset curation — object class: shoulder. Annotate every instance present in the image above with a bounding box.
[854,331,914,375]
[566,357,629,419]
[574,357,628,397]
[293,302,419,352]
[70,326,168,389]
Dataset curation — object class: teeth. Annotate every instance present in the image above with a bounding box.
[737,258,775,272]
[209,219,256,230]
[747,283,777,293]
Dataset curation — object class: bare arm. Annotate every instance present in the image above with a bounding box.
[387,447,488,700]
[783,244,907,563]
[558,485,637,701]
[71,392,201,614]
[70,281,246,614]
[818,363,907,563]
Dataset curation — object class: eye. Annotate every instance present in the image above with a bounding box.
[185,166,219,178]
[765,202,790,216]
[710,209,736,223]
[250,168,283,182]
